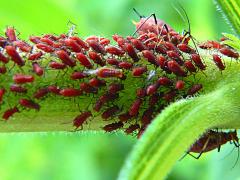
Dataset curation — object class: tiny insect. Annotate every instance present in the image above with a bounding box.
[96,67,123,78]
[19,98,40,110]
[64,39,82,53]
[103,121,123,132]
[88,51,106,66]
[5,27,17,42]
[10,84,27,93]
[55,50,76,67]
[36,43,55,53]
[219,47,239,59]
[32,62,44,76]
[5,45,25,66]
[71,72,87,80]
[13,74,34,84]
[59,88,82,97]
[167,60,187,77]
[212,54,225,70]
[101,105,119,120]
[124,43,139,62]
[118,112,132,122]
[106,46,125,56]
[34,88,49,99]
[73,111,92,130]
[175,80,185,90]
[87,40,106,54]
[76,53,93,69]
[2,106,19,120]
[187,84,203,96]
[129,98,142,116]
[132,66,147,76]
[125,124,140,134]
[0,88,6,103]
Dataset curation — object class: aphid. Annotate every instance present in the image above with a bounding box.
[103,121,123,132]
[124,43,139,62]
[69,36,89,50]
[130,39,146,51]
[29,36,41,44]
[136,88,146,98]
[10,84,27,93]
[19,98,40,110]
[157,77,173,86]
[191,54,206,70]
[149,93,160,106]
[118,112,132,122]
[2,106,19,120]
[163,90,177,102]
[70,71,87,80]
[0,88,6,103]
[132,66,147,76]
[13,74,34,84]
[96,67,123,78]
[108,83,124,94]
[184,60,197,73]
[101,105,119,120]
[187,130,239,159]
[177,43,195,53]
[155,45,167,54]
[36,43,55,53]
[156,55,167,69]
[59,88,82,97]
[146,83,159,96]
[89,78,106,87]
[167,60,187,77]
[76,53,93,69]
[94,93,119,112]
[73,111,92,130]
[167,50,184,65]
[141,108,154,127]
[47,85,61,95]
[118,61,133,70]
[88,51,105,66]
[40,37,54,46]
[80,82,97,94]
[28,51,43,61]
[64,39,82,52]
[87,40,106,54]
[5,27,17,42]
[125,124,140,134]
[187,84,203,96]
[34,88,49,99]
[49,61,66,70]
[0,52,9,63]
[5,45,25,66]
[129,98,142,116]
[163,42,177,51]
[198,40,222,49]
[55,50,76,67]
[106,46,125,56]
[0,66,7,74]
[175,80,185,90]
[212,54,225,70]
[100,38,110,46]
[219,47,239,59]
[32,62,44,76]
[142,50,157,65]
[107,58,120,66]
[13,40,32,52]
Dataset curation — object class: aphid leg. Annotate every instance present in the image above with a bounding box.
[133,8,145,19]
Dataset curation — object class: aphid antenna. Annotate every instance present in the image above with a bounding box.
[133,8,145,19]
[67,20,77,37]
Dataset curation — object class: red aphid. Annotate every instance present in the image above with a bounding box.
[146,83,159,95]
[5,27,17,42]
[129,98,142,116]
[87,40,106,54]
[107,58,120,66]
[96,67,123,78]
[187,84,203,96]
[118,61,133,69]
[47,85,61,95]
[76,53,92,69]
[55,50,76,67]
[32,62,44,76]
[163,90,177,102]
[106,46,125,56]
[157,77,173,86]
[36,43,55,53]
[130,39,146,51]
[0,52,9,63]
[49,61,66,70]
[59,88,82,97]
[5,45,25,66]
[34,88,49,99]
[40,37,54,46]
[219,47,239,59]
[0,88,5,103]
[10,84,27,93]
[103,121,123,132]
[19,98,40,110]
[2,106,19,120]
[80,82,97,94]
[212,54,225,70]
[100,38,110,46]
[177,43,195,53]
[155,45,167,54]
[118,112,132,122]
[125,124,140,134]
[28,51,43,61]
[88,51,105,66]
[64,39,82,52]
[198,40,222,49]
[89,78,106,87]
[163,41,177,51]
[149,93,160,106]
[101,105,119,120]
[175,80,185,90]
[124,43,139,62]
[29,36,41,44]
[132,66,147,76]
[142,50,156,65]
[191,54,206,70]
[71,71,87,80]
[13,74,34,84]
[167,60,187,77]
[167,50,183,65]
[184,60,197,73]
[0,66,6,74]
[156,55,167,69]
[73,111,92,130]
[94,93,119,112]
[69,36,89,50]
[13,41,32,52]
[108,83,124,94]
[136,88,146,98]
[141,108,154,127]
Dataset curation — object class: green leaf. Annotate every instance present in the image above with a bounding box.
[119,57,240,180]
[214,0,240,35]
[221,33,240,50]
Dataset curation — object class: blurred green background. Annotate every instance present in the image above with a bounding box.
[0,0,239,179]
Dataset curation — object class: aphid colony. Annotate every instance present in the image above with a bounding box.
[0,15,238,139]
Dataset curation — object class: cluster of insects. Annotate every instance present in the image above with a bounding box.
[0,8,239,159]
